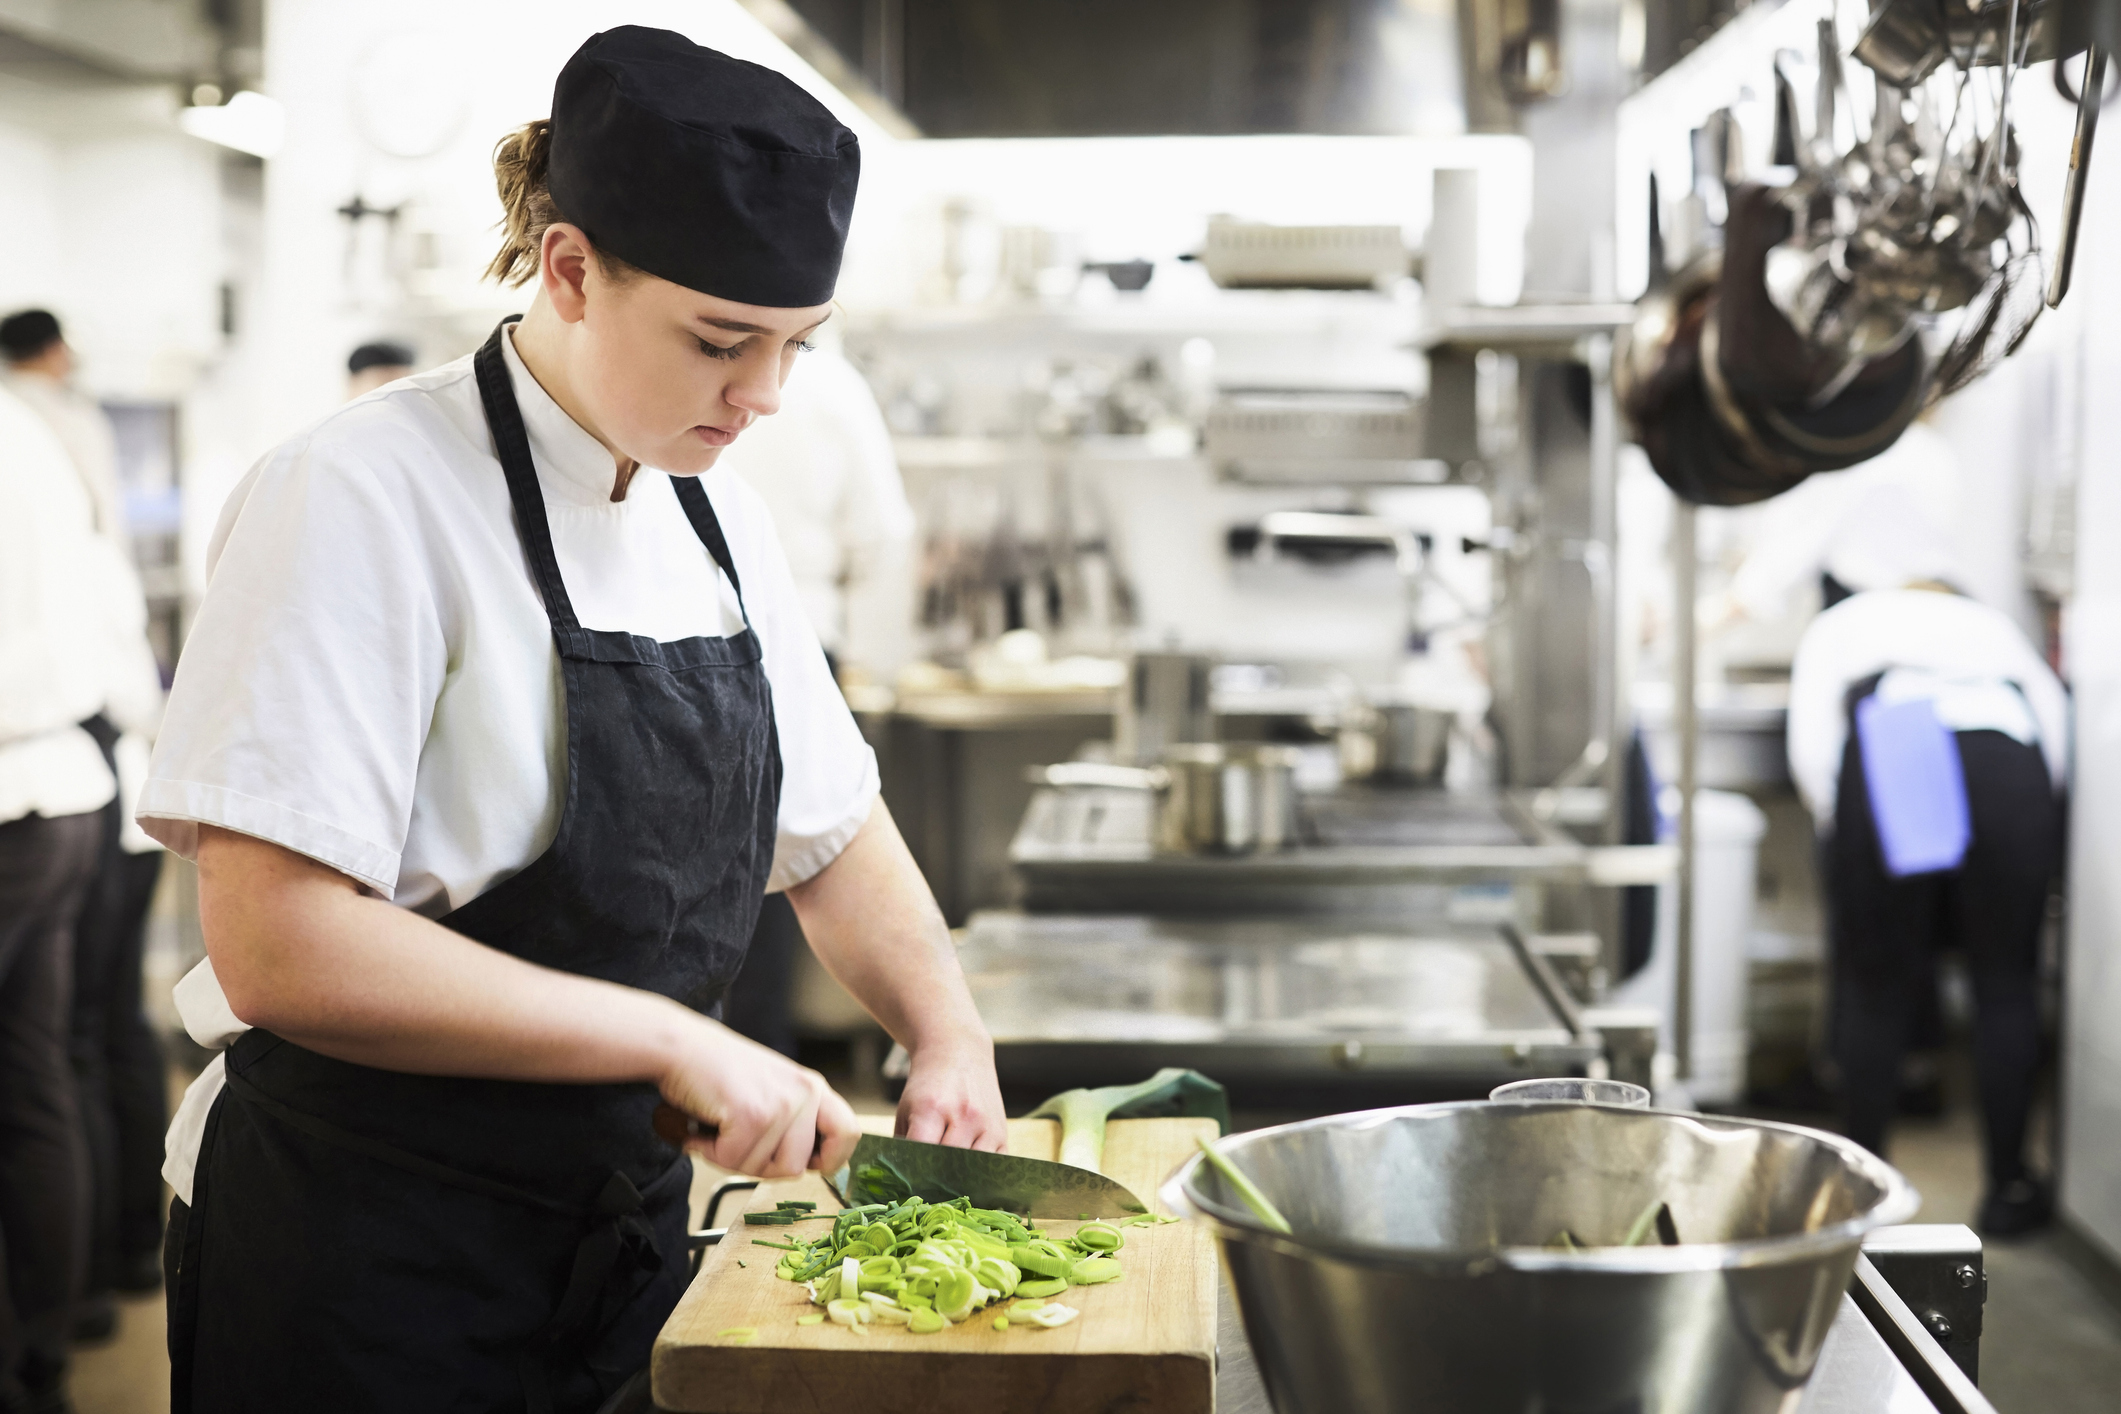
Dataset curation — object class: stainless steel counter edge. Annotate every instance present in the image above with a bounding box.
[1849,1255,2001,1414]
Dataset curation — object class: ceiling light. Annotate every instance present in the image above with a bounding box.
[179,90,285,159]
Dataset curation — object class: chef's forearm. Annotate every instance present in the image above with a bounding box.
[197,824,703,1085]
[786,797,992,1058]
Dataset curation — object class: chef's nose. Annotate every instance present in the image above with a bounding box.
[724,355,782,420]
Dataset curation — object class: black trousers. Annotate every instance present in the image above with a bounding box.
[1824,728,2058,1187]
[0,811,101,1395]
[722,893,802,1058]
[69,812,166,1292]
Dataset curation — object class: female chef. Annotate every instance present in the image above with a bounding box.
[141,28,1005,1411]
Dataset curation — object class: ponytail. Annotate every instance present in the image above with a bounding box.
[484,119,559,287]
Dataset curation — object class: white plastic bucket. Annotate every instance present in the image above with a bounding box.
[1608,788,1767,1106]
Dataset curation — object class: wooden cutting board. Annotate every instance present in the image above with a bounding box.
[653,1116,1220,1413]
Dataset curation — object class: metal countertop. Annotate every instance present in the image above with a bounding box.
[959,910,1603,1085]
[1213,1286,1950,1414]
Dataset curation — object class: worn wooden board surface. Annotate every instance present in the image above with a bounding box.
[653,1116,1220,1414]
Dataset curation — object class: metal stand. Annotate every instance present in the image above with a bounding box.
[1672,497,1698,1081]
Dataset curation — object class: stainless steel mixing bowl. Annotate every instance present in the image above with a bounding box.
[1163,1102,1919,1414]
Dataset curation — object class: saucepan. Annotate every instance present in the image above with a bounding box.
[1029,743,1306,854]
[1338,699,1453,785]
[1165,1101,1918,1413]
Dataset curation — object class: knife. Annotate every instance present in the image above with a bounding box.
[652,1068,1228,1219]
[828,1068,1227,1218]
[652,1104,1145,1216]
[827,1132,1149,1219]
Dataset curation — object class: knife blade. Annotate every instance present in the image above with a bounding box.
[828,1133,1150,1219]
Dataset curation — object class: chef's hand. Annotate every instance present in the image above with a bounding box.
[895,1035,1007,1152]
[659,1018,862,1178]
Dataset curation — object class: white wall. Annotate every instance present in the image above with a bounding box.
[0,112,222,400]
[0,82,239,593]
[0,120,63,310]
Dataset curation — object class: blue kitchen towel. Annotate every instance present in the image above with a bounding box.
[1856,694,1971,877]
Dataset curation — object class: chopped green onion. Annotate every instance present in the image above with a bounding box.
[797,1313,825,1327]
[1075,1222,1124,1252]
[762,1187,1137,1336]
[1620,1199,1664,1248]
[1193,1136,1292,1234]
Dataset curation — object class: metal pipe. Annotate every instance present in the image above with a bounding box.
[1673,498,1698,1082]
[1589,333,1625,847]
[2048,44,2107,308]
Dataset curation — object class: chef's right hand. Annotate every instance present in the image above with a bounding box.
[659,1018,862,1178]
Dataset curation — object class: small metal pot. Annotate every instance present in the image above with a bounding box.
[1156,744,1253,854]
[1341,701,1452,784]
[1030,744,1303,855]
[1245,744,1306,851]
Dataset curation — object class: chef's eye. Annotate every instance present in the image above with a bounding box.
[696,337,743,360]
[795,339,817,354]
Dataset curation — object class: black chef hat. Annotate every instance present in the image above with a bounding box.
[548,27,859,309]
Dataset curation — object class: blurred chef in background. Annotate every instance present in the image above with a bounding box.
[1703,417,1963,632]
[345,340,416,399]
[712,336,915,1057]
[1,311,122,536]
[1788,575,2066,1236]
[1,310,168,1339]
[0,378,127,1413]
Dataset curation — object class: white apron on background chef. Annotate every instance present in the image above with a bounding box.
[142,29,1003,1411]
[1787,582,2066,1236]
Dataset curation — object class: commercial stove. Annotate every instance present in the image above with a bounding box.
[968,780,1661,1091]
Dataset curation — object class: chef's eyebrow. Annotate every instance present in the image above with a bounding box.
[697,316,829,338]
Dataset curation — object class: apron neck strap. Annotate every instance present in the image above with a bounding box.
[669,474,753,630]
[474,318,582,637]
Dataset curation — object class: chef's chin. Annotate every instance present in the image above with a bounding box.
[656,440,725,477]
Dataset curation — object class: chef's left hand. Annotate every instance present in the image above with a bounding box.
[896,1034,1007,1151]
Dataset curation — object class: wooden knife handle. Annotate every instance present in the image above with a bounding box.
[653,1103,719,1147]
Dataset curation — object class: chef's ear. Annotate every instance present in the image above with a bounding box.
[539,222,596,324]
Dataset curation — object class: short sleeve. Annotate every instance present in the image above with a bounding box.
[138,430,449,895]
[710,472,879,890]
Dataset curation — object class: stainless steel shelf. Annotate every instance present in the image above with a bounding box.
[1010,785,1620,912]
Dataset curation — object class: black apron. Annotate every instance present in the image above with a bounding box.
[167,320,782,1414]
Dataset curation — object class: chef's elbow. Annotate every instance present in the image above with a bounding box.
[194,824,351,1029]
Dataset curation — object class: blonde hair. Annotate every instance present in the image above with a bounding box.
[484,119,640,288]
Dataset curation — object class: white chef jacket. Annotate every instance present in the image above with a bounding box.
[1726,422,1964,621]
[3,369,125,537]
[148,328,880,1203]
[5,369,166,853]
[713,348,915,671]
[1786,589,2068,830]
[0,382,127,825]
